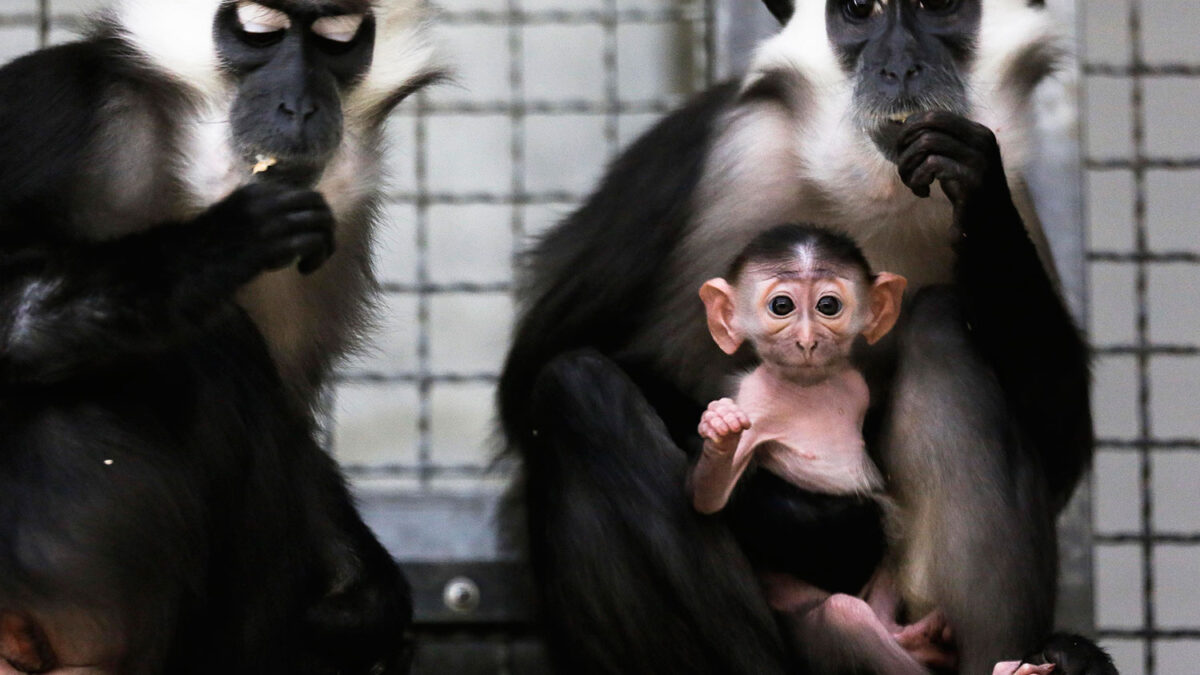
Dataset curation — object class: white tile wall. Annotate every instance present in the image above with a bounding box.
[1084,1,1200,672]
[522,24,608,100]
[1143,79,1200,159]
[1146,171,1200,253]
[1096,544,1145,630]
[1140,1,1200,65]
[1084,77,1135,159]
[522,114,609,192]
[1089,169,1136,251]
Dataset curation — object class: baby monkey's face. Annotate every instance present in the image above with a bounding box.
[700,242,906,385]
[742,264,868,382]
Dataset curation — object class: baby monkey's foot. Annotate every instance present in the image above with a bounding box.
[894,610,957,671]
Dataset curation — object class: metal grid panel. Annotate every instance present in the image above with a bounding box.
[1082,1,1200,673]
[329,0,716,492]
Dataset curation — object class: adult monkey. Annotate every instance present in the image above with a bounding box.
[0,0,443,672]
[499,1,1114,673]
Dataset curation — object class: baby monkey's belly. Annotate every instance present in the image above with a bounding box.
[724,469,887,595]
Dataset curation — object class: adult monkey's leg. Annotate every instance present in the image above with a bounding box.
[524,350,789,675]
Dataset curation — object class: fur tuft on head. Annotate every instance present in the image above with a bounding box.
[968,0,1063,173]
[346,0,448,126]
[112,0,227,97]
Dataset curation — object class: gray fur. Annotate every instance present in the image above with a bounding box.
[884,289,1057,674]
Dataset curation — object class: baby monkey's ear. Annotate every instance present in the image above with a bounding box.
[863,272,908,345]
[699,278,744,355]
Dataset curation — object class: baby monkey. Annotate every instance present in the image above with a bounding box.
[693,223,905,515]
[692,224,996,673]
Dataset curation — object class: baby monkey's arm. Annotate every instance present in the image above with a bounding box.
[690,398,754,514]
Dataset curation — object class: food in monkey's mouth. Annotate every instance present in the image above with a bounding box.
[252,154,278,174]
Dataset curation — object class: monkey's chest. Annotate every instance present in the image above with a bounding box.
[749,425,883,497]
[735,371,883,496]
[758,442,881,496]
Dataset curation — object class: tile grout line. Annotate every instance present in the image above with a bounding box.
[1126,2,1157,671]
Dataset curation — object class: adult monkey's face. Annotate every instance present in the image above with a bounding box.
[215,0,377,184]
[825,0,980,158]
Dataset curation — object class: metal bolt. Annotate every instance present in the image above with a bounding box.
[443,576,481,614]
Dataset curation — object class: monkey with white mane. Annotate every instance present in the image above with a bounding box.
[0,1,444,672]
[500,1,1116,673]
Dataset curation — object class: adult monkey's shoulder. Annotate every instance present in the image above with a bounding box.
[501,81,743,438]
[499,1,1114,674]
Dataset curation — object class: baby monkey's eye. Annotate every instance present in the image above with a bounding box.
[815,295,842,317]
[768,295,796,316]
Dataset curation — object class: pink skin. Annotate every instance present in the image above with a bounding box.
[894,610,957,670]
[0,611,120,675]
[994,663,1056,675]
[696,397,751,457]
[692,264,905,513]
[693,262,1056,671]
[694,263,954,667]
[760,572,954,674]
[699,262,906,383]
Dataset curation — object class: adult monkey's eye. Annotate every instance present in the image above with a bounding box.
[235,1,289,46]
[918,0,958,13]
[312,14,365,44]
[236,1,291,33]
[815,296,843,317]
[842,0,878,20]
[768,295,796,316]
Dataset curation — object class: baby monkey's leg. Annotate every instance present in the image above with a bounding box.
[759,571,932,674]
[863,567,958,670]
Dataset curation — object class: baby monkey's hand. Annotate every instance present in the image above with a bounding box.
[698,398,750,456]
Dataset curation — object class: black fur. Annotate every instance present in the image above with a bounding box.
[894,110,1093,507]
[725,222,874,284]
[1,312,411,674]
[500,82,740,442]
[763,0,795,24]
[0,17,412,675]
[527,350,790,675]
[1028,634,1119,675]
[0,38,182,238]
[0,184,334,385]
[724,470,885,596]
[499,45,1106,675]
[499,85,801,675]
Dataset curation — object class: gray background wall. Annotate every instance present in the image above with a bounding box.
[0,1,1195,673]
